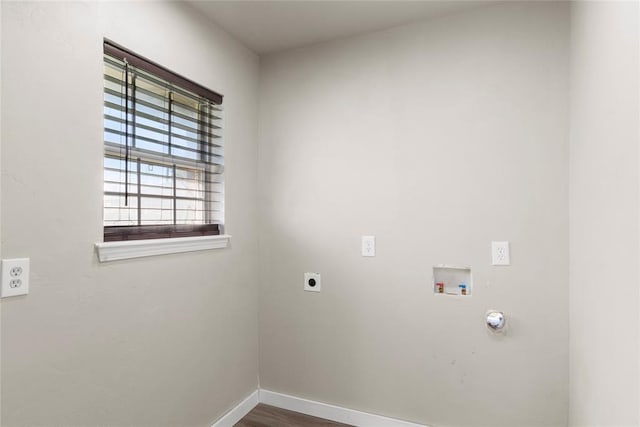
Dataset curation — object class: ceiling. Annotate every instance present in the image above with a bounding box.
[186,1,495,55]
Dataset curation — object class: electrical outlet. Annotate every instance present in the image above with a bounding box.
[492,241,510,266]
[1,258,30,297]
[304,272,321,292]
[362,235,375,257]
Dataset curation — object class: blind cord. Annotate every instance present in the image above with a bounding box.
[202,101,210,224]
[124,59,130,206]
[168,91,172,152]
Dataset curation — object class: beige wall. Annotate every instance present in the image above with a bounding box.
[5,1,639,426]
[568,2,640,426]
[257,2,569,426]
[1,2,259,426]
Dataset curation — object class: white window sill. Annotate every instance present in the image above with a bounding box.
[95,234,231,262]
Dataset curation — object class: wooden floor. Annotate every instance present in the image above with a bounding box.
[235,404,353,427]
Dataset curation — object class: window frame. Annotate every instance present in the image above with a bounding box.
[102,40,224,243]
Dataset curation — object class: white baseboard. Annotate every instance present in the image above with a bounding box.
[211,388,428,427]
[259,389,428,427]
[211,390,259,427]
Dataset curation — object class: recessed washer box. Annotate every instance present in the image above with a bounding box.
[304,272,321,292]
[433,265,472,296]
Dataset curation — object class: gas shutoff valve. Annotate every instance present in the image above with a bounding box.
[486,310,506,333]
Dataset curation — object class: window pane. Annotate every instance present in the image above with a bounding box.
[104,196,138,226]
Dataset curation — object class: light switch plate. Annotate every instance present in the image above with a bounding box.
[1,258,30,297]
[492,241,510,266]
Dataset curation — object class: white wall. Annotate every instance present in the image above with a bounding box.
[257,2,569,426]
[568,2,640,426]
[1,2,259,425]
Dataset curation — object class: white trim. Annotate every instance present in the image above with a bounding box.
[211,390,259,427]
[95,234,231,262]
[259,389,429,427]
[208,388,429,427]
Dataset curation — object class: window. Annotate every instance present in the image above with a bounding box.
[102,40,224,242]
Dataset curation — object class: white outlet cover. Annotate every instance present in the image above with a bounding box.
[492,241,510,266]
[304,272,321,292]
[362,235,375,257]
[1,258,30,297]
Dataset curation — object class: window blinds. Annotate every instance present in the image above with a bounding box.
[103,41,224,241]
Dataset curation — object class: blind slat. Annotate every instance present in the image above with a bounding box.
[105,114,221,147]
[104,84,223,126]
[104,100,223,139]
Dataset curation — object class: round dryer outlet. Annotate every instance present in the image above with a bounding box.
[304,272,321,292]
